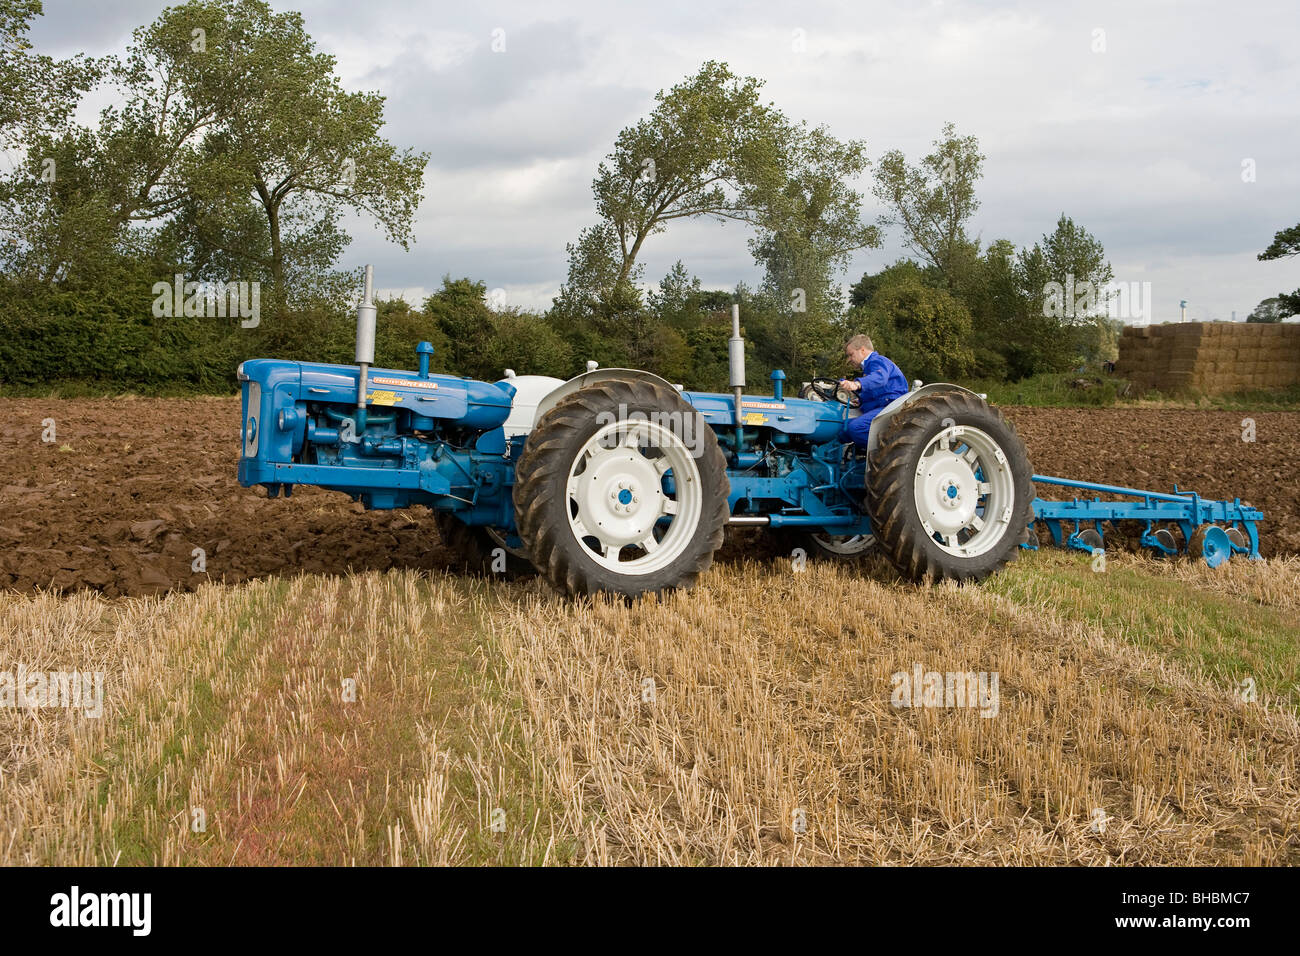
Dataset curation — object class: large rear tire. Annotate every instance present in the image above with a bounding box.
[513,377,730,598]
[867,389,1034,583]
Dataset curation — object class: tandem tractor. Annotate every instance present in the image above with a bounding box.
[236,267,1263,598]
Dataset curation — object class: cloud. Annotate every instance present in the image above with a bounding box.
[25,0,1300,318]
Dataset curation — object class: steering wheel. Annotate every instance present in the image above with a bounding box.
[807,376,861,407]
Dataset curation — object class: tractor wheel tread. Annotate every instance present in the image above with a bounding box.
[866,389,1034,583]
[513,376,729,599]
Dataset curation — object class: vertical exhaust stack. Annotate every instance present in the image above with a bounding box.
[729,303,745,449]
[355,265,377,430]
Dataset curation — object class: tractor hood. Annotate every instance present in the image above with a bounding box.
[680,390,848,444]
[238,358,516,466]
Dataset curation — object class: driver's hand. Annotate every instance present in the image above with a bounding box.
[838,379,860,392]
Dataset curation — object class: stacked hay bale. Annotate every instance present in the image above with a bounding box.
[1115,325,1160,392]
[1164,322,1202,394]
[1117,322,1300,395]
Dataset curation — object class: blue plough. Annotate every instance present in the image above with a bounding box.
[1027,475,1263,567]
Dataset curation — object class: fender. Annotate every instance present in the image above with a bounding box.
[495,373,566,438]
[865,383,984,456]
[532,367,682,426]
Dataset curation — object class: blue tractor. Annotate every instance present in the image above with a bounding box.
[238,267,1038,597]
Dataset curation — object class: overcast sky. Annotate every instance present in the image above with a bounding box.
[26,0,1300,321]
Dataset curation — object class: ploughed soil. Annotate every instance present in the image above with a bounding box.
[2,397,1296,597]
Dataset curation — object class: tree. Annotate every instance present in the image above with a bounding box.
[554,222,645,325]
[1257,224,1300,317]
[647,261,703,328]
[561,62,774,309]
[750,122,880,364]
[1037,214,1114,301]
[484,309,573,379]
[1246,296,1283,323]
[748,126,878,377]
[130,0,427,306]
[0,1,102,261]
[1016,214,1113,373]
[872,122,985,287]
[1,0,427,307]
[372,296,449,372]
[555,61,876,325]
[0,1,98,148]
[643,262,739,385]
[849,259,936,310]
[424,277,497,379]
[954,239,1018,377]
[420,279,574,381]
[851,273,974,383]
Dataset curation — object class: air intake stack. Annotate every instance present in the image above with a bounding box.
[355,264,377,429]
[729,303,745,451]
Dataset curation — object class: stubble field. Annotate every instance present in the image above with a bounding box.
[1,397,1297,865]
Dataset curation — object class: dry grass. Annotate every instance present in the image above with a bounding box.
[1137,553,1300,614]
[488,554,1300,865]
[2,549,1297,865]
[0,573,567,865]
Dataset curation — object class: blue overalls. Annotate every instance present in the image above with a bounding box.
[842,351,910,447]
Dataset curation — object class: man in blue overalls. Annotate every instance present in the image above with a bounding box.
[839,334,910,448]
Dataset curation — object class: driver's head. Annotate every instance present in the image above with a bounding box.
[845,334,873,366]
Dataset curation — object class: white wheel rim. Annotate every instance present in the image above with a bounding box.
[912,424,1015,559]
[566,419,703,575]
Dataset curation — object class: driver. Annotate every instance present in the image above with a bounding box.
[838,334,909,447]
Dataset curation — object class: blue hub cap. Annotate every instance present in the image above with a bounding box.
[1199,525,1232,569]
[618,488,633,505]
[946,485,958,499]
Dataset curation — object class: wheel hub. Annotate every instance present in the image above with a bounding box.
[922,451,979,536]
[576,449,663,548]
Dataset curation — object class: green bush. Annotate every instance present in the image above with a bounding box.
[0,274,502,391]
[851,276,974,383]
[484,309,573,379]
[0,278,241,389]
[969,370,1121,407]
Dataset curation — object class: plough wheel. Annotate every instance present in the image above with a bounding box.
[1189,524,1232,568]
[1076,528,1103,551]
[434,513,536,579]
[777,529,877,562]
